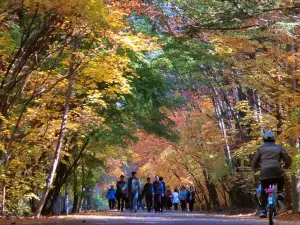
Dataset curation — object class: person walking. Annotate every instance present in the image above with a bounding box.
[127,172,134,210]
[106,185,116,210]
[153,175,164,213]
[164,186,172,210]
[172,188,180,211]
[159,177,166,212]
[130,172,142,213]
[143,177,154,212]
[179,186,187,211]
[124,186,129,209]
[116,175,126,212]
[187,186,195,212]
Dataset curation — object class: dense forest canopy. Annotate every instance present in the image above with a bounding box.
[0,0,299,217]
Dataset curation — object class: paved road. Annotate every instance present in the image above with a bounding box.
[2,212,300,225]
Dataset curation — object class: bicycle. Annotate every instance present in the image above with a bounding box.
[264,184,280,225]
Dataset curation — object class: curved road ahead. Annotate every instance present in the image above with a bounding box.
[2,212,300,225]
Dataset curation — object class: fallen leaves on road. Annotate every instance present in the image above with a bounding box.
[277,212,300,221]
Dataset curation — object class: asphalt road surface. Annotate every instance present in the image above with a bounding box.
[2,212,300,225]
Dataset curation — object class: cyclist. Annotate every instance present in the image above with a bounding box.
[252,131,292,218]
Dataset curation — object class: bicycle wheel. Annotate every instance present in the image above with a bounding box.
[268,205,275,225]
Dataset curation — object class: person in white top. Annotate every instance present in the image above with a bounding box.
[172,188,180,211]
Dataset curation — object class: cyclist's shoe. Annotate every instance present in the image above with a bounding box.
[259,210,267,218]
[277,192,285,201]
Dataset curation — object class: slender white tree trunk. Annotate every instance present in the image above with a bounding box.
[214,98,232,164]
[34,62,76,217]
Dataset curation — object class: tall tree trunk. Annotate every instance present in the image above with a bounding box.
[42,162,68,215]
[188,171,209,210]
[291,174,299,213]
[1,184,5,217]
[78,161,85,212]
[72,168,79,214]
[34,61,76,218]
[202,169,220,209]
[284,175,293,211]
[213,98,232,165]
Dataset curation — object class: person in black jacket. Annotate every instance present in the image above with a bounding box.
[143,177,154,212]
[127,172,134,210]
[116,175,126,211]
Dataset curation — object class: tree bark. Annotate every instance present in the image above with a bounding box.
[284,175,293,211]
[202,169,220,209]
[42,162,68,215]
[34,59,76,218]
[78,161,85,212]
[72,168,79,214]
[1,183,5,217]
[213,98,232,164]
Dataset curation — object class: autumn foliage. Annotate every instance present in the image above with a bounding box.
[0,0,300,217]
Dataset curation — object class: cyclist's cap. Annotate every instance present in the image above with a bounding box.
[263,131,275,140]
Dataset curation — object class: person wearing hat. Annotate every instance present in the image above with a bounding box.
[106,185,116,210]
[252,130,292,218]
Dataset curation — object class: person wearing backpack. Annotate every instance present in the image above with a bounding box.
[116,175,126,212]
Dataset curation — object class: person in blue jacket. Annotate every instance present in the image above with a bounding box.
[153,175,164,213]
[106,185,116,210]
[159,177,166,212]
[179,186,187,211]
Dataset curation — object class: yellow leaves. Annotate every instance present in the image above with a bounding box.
[112,32,160,53]
[212,38,233,56]
[279,93,300,110]
[0,35,14,55]
[212,36,256,58]
[10,159,26,169]
[0,113,7,123]
[86,90,107,108]
[80,51,133,101]
[106,4,129,29]
[234,100,251,113]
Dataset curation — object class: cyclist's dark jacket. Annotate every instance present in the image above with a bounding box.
[251,142,292,180]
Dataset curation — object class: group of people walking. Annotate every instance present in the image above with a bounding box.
[106,172,195,213]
